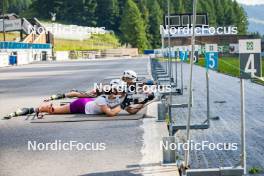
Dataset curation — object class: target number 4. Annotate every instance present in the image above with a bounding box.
[244,54,257,77]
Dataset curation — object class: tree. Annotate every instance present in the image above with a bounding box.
[1,0,32,14]
[29,0,63,19]
[120,0,149,51]
[7,0,32,14]
[29,0,97,26]
[147,0,162,48]
[214,0,225,26]
[225,6,236,26]
[81,0,97,26]
[6,0,249,48]
[198,0,216,26]
[96,0,119,30]
[232,0,248,34]
[183,0,192,13]
[175,0,185,13]
[137,0,150,44]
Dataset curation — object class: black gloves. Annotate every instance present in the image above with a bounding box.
[142,93,155,104]
[120,93,155,109]
[120,95,131,109]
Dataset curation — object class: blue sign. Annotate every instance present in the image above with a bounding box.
[144,50,154,54]
[205,52,218,70]
[179,51,189,61]
[0,42,51,49]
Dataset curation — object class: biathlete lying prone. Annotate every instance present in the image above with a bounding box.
[45,70,155,101]
[3,70,155,119]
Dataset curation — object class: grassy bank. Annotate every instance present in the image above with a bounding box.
[54,34,120,51]
[0,32,20,41]
[0,32,120,51]
[197,57,240,77]
[196,56,264,85]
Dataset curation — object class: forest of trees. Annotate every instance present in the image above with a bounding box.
[0,0,248,51]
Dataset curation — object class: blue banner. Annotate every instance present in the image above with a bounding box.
[0,42,51,49]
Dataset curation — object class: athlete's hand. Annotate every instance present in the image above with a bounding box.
[43,98,51,102]
[120,95,131,109]
[142,93,155,104]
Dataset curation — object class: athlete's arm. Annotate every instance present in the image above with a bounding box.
[65,90,98,98]
[125,104,144,114]
[99,105,122,117]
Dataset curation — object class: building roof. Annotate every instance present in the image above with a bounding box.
[0,13,19,20]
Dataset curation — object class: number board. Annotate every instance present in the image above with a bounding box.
[176,48,179,59]
[193,51,199,63]
[188,45,199,63]
[179,51,189,61]
[166,49,177,58]
[174,50,178,59]
[239,39,262,79]
[178,46,188,61]
[205,44,218,70]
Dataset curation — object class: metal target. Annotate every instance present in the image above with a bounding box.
[239,39,262,79]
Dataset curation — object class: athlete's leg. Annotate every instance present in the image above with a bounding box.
[52,105,71,114]
[38,103,71,114]
[3,107,35,119]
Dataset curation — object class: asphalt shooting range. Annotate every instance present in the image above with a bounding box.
[150,0,263,175]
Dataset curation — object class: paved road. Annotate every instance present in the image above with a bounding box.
[157,61,264,174]
[0,58,149,176]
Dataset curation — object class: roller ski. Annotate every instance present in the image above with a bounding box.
[3,103,54,120]
[3,107,36,120]
[44,93,66,102]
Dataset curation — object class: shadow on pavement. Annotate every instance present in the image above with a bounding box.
[80,169,141,176]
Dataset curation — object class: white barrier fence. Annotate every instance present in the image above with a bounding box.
[56,51,69,61]
[0,53,9,67]
[17,51,30,65]
[0,49,52,67]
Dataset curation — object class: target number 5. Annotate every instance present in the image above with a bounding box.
[209,53,215,68]
[245,54,257,77]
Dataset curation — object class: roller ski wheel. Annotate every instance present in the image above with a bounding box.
[3,108,35,120]
[3,112,16,120]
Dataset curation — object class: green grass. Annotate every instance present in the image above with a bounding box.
[196,56,264,84]
[249,167,262,174]
[154,56,264,85]
[0,32,120,51]
[196,56,240,77]
[154,58,179,62]
[0,32,20,41]
[54,34,120,51]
